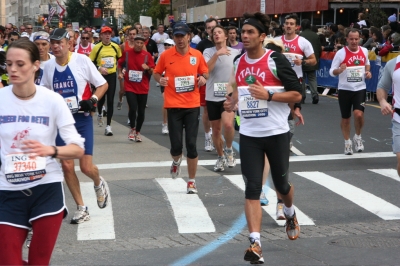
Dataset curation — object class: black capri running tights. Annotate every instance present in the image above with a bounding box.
[240,132,292,200]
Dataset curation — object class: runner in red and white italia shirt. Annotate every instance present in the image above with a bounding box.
[75,31,94,56]
[329,29,372,155]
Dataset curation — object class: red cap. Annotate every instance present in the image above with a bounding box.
[101,26,112,34]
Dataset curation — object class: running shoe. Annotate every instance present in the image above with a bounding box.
[162,123,169,134]
[127,118,130,125]
[345,141,353,155]
[187,181,198,194]
[128,129,135,141]
[244,238,264,264]
[26,229,33,248]
[95,176,109,209]
[105,125,113,136]
[260,190,269,206]
[276,202,285,220]
[285,211,300,240]
[214,156,226,172]
[205,137,214,152]
[170,157,182,179]
[135,132,142,142]
[97,115,103,127]
[224,149,236,168]
[353,135,364,152]
[117,101,123,110]
[70,205,91,224]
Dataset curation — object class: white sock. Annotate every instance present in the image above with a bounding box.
[345,139,352,144]
[249,232,261,246]
[355,134,361,139]
[205,132,211,139]
[284,205,295,217]
[209,128,212,135]
[174,157,182,164]
[225,147,232,152]
[188,178,195,183]
[94,181,102,188]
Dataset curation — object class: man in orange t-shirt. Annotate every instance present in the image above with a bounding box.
[154,22,208,194]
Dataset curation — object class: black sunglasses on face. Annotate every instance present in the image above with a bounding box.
[26,28,33,30]
[81,37,89,40]
[164,44,172,46]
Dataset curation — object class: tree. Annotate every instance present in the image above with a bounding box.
[65,0,112,26]
[146,0,169,25]
[364,0,387,27]
[123,0,151,26]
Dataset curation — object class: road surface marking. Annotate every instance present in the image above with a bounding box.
[225,175,315,226]
[77,181,115,240]
[295,171,400,220]
[75,152,395,171]
[369,169,400,183]
[156,178,215,233]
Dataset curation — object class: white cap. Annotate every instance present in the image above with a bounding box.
[93,33,99,38]
[164,39,175,45]
[21,32,29,38]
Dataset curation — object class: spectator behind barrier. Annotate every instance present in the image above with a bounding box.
[378,32,400,56]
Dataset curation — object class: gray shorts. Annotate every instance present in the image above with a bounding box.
[392,120,400,153]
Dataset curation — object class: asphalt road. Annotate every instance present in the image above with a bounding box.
[38,80,400,265]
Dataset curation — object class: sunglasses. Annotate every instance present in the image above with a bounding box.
[164,44,172,46]
[26,28,33,30]
[81,37,89,40]
[5,28,12,30]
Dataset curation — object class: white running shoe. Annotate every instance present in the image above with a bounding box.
[95,176,109,209]
[205,137,214,152]
[276,202,285,220]
[97,115,103,127]
[214,156,226,172]
[345,141,353,155]
[128,129,135,141]
[70,205,91,224]
[224,149,236,168]
[105,125,113,136]
[162,123,169,134]
[187,181,198,194]
[353,135,364,152]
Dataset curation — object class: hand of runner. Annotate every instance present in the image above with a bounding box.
[338,63,346,73]
[380,101,393,115]
[160,77,169,86]
[142,64,149,71]
[217,47,231,56]
[99,67,108,75]
[248,80,268,100]
[293,108,305,126]
[365,71,372,79]
[122,68,126,75]
[20,140,53,157]
[224,93,235,113]
[79,99,94,112]
[197,75,206,87]
[293,56,302,66]
[118,73,124,80]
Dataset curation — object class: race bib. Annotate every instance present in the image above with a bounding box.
[101,57,115,68]
[346,66,365,82]
[65,96,79,114]
[213,83,228,97]
[175,76,195,93]
[239,95,268,118]
[5,154,46,184]
[129,70,143,82]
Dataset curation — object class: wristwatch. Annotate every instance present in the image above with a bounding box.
[302,59,307,66]
[267,91,274,102]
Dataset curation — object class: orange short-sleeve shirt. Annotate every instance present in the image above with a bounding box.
[154,47,208,108]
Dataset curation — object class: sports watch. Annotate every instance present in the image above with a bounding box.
[267,90,274,102]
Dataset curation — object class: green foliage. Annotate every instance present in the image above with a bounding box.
[123,0,151,26]
[65,0,112,25]
[146,0,169,25]
[365,0,388,27]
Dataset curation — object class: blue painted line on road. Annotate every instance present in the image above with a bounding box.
[170,213,247,266]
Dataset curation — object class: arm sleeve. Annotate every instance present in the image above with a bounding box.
[329,50,344,77]
[154,52,166,75]
[82,55,107,87]
[377,58,395,93]
[272,52,302,93]
[203,48,213,62]
[302,38,315,57]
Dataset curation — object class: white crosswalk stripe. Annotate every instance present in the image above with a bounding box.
[369,169,400,183]
[224,175,315,226]
[295,171,400,220]
[156,178,216,233]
